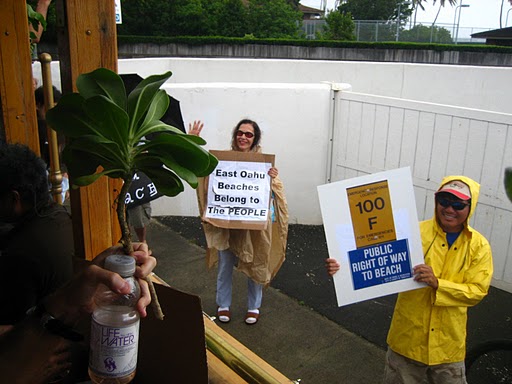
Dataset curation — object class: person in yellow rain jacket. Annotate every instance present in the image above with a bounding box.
[325,175,493,383]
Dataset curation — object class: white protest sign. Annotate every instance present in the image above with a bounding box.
[203,150,275,230]
[206,161,271,220]
[317,167,424,307]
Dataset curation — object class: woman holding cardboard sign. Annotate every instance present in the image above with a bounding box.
[189,119,288,325]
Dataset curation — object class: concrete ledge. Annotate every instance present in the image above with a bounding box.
[38,42,512,67]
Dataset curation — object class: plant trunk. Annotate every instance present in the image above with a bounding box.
[117,177,164,320]
[118,177,133,255]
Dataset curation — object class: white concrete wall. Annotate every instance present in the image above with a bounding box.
[118,58,512,114]
[35,58,512,114]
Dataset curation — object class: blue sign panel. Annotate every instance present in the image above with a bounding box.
[348,239,412,290]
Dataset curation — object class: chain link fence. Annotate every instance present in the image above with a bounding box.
[302,19,491,44]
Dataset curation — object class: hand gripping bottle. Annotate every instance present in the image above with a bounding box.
[89,255,141,384]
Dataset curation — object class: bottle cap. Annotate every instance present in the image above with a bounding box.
[104,255,136,277]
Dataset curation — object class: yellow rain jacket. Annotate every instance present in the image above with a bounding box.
[387,175,493,365]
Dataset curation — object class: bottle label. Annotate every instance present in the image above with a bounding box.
[89,319,140,378]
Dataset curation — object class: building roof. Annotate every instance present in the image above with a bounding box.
[298,4,324,14]
[471,27,512,39]
[239,1,325,17]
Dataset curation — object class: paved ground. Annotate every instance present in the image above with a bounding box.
[148,216,512,384]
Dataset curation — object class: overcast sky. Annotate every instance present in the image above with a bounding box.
[301,0,510,35]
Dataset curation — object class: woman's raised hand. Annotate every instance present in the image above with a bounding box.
[188,120,204,136]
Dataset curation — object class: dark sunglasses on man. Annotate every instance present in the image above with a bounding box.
[436,197,470,211]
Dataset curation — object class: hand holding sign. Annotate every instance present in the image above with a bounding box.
[413,264,439,289]
[325,258,340,276]
[268,167,278,178]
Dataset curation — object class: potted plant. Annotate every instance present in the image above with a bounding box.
[47,68,218,318]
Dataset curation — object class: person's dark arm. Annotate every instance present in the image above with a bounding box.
[0,243,155,382]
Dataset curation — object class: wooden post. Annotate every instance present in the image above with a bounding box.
[56,0,122,259]
[0,1,39,153]
[39,53,64,205]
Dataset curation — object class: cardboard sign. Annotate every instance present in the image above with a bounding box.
[317,167,424,307]
[125,172,162,208]
[202,150,275,230]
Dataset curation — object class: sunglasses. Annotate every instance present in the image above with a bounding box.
[436,197,470,211]
[236,130,254,138]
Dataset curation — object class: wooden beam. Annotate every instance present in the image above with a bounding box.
[56,0,121,259]
[0,0,39,153]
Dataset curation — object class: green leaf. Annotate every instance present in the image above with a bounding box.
[46,94,99,138]
[139,90,170,128]
[161,157,198,188]
[66,135,127,174]
[27,5,47,32]
[203,152,219,176]
[70,169,126,187]
[72,172,105,187]
[76,68,127,110]
[127,72,172,134]
[133,121,184,144]
[62,145,101,182]
[180,133,207,146]
[144,134,214,176]
[83,95,130,149]
[143,166,184,197]
[135,154,198,189]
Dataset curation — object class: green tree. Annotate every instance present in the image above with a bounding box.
[338,0,412,22]
[246,0,303,38]
[400,24,452,43]
[352,21,397,42]
[169,0,248,37]
[414,0,457,10]
[117,0,300,38]
[169,0,213,36]
[317,11,356,41]
[117,0,174,36]
[216,0,248,37]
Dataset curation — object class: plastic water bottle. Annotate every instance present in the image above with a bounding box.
[89,255,141,384]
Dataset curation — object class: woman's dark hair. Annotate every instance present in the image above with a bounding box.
[34,85,62,108]
[231,119,261,151]
[0,143,50,209]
